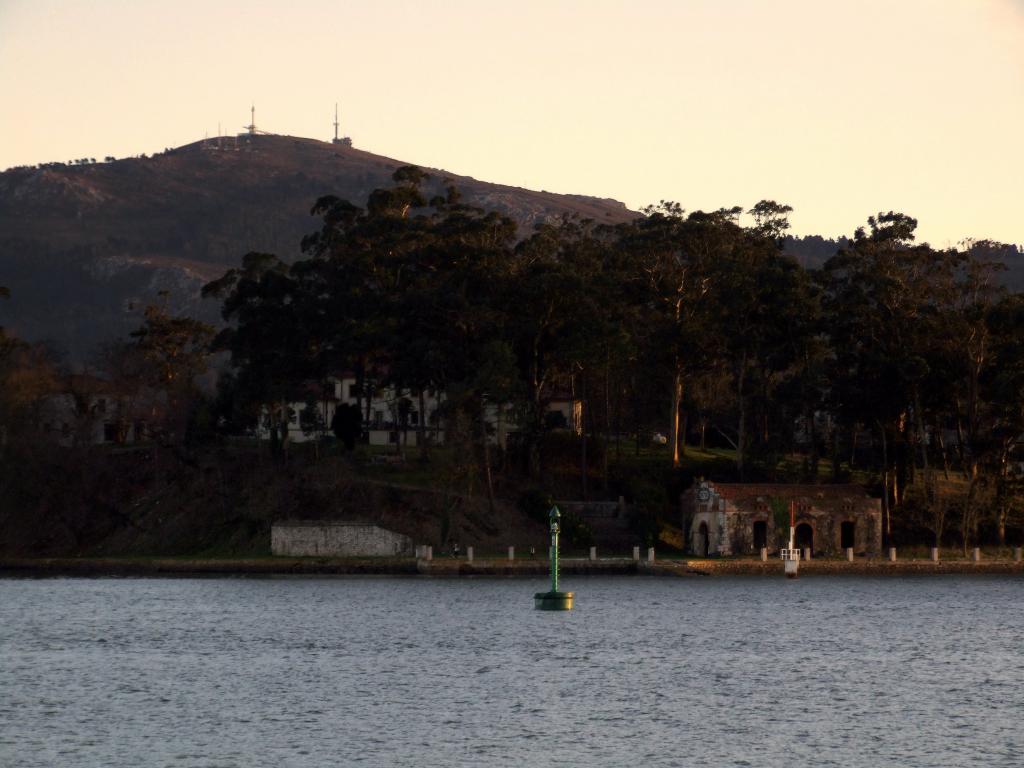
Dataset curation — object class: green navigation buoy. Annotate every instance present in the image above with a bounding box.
[534,505,574,610]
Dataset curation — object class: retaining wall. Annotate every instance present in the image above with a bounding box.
[271,521,414,557]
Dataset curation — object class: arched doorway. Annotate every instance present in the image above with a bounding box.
[840,521,856,550]
[795,523,814,555]
[752,520,768,551]
[698,522,710,556]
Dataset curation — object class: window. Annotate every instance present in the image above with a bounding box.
[373,410,384,428]
[96,398,107,414]
[409,411,419,426]
[103,423,120,443]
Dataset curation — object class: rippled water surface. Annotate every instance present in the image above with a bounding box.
[2,575,1022,767]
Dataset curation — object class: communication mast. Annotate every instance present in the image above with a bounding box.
[332,103,353,147]
[244,104,257,136]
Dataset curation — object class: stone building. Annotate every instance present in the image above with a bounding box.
[271,520,414,557]
[681,482,882,557]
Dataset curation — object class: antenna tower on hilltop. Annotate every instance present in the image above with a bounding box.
[332,103,353,147]
[244,104,257,136]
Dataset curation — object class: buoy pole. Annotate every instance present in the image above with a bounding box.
[550,507,559,594]
[534,505,574,610]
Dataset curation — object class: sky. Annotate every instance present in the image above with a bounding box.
[1,0,1022,246]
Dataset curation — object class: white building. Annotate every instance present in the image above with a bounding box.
[258,376,444,447]
[37,375,160,446]
[259,376,581,448]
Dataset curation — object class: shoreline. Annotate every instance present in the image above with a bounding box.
[2,556,1023,578]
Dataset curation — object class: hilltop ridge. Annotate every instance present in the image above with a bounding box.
[0,134,634,357]
[3,134,1021,359]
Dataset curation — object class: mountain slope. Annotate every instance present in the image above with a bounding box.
[0,134,634,358]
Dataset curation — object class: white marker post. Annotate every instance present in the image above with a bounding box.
[780,500,800,578]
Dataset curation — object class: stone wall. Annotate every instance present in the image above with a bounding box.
[682,482,882,556]
[271,521,414,557]
[724,506,881,556]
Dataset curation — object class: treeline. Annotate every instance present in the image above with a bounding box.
[201,167,1024,549]
[1,166,1022,552]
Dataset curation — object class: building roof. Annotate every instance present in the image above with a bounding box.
[703,483,873,501]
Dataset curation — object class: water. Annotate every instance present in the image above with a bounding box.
[1,575,1022,767]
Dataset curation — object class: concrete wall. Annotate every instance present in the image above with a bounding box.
[271,521,414,557]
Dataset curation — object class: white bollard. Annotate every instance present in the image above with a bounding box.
[647,547,655,563]
[426,545,433,562]
[589,546,597,562]
[508,546,515,562]
[760,547,767,562]
[467,546,473,563]
[930,547,939,562]
[846,547,854,562]
[973,547,981,562]
[803,547,812,561]
[888,547,897,562]
[633,546,640,561]
[1015,547,1022,563]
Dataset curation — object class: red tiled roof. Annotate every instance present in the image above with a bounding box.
[706,483,871,501]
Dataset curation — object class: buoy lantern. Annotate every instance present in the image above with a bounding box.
[535,505,574,610]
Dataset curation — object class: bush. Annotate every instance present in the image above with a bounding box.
[561,508,593,548]
[517,488,553,524]
[627,479,667,547]
[539,431,605,473]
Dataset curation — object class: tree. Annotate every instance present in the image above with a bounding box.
[712,201,811,478]
[509,216,612,481]
[331,403,362,451]
[203,253,309,457]
[614,204,727,468]
[985,293,1024,548]
[130,301,214,442]
[821,213,949,543]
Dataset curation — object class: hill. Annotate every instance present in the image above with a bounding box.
[0,134,634,359]
[3,135,1020,360]
[782,234,1024,290]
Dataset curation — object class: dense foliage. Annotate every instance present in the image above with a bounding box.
[198,169,1024,549]
[1,168,1022,553]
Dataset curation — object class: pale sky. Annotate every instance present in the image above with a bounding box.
[1,0,1022,246]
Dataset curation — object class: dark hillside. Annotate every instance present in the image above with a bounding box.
[0,135,634,357]
[783,234,1024,290]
